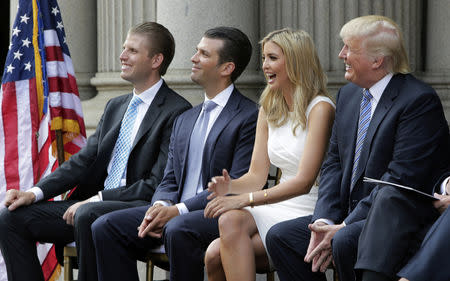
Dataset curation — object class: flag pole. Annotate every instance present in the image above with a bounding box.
[55,129,65,165]
[56,129,70,200]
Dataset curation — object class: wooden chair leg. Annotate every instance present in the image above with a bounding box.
[333,268,340,281]
[266,271,275,281]
[63,255,73,281]
[146,260,154,281]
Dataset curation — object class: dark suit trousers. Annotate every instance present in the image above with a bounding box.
[356,186,438,279]
[398,206,450,281]
[164,210,219,281]
[92,205,161,281]
[0,199,148,281]
[266,215,364,281]
[265,215,326,281]
[92,207,219,281]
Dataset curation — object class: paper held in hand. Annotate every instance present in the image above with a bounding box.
[363,177,438,200]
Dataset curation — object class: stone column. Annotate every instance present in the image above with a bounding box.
[260,0,423,95]
[91,0,157,97]
[158,0,262,105]
[423,0,450,122]
[92,0,263,107]
[58,0,97,100]
[88,0,157,134]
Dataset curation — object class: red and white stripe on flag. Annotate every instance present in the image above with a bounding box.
[0,0,86,280]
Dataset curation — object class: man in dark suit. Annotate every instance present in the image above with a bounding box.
[265,15,449,281]
[397,172,450,281]
[0,22,191,281]
[91,26,258,281]
[357,168,450,281]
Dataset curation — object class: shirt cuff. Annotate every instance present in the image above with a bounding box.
[315,218,335,225]
[175,203,189,215]
[98,191,103,201]
[153,200,171,207]
[440,176,450,195]
[89,195,101,202]
[29,186,43,203]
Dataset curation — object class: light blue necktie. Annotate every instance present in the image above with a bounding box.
[104,96,143,189]
[351,89,373,187]
[181,101,218,202]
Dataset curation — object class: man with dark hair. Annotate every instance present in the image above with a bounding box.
[0,22,191,281]
[91,26,258,281]
[202,27,252,82]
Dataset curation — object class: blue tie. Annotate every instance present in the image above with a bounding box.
[181,101,218,202]
[351,89,373,187]
[104,96,143,189]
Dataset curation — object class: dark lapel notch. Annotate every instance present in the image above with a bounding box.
[178,104,202,189]
[97,94,132,163]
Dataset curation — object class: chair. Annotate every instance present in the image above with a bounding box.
[63,242,77,281]
[144,247,275,281]
[144,245,169,281]
[63,243,168,281]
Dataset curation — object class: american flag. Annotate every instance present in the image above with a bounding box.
[0,0,86,280]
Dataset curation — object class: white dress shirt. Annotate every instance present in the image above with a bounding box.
[440,177,450,194]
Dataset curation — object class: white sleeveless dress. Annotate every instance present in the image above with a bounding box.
[245,96,335,259]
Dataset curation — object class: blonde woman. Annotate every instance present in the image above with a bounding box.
[203,28,335,280]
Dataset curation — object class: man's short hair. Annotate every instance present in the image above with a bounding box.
[204,27,252,82]
[340,15,410,74]
[129,22,175,76]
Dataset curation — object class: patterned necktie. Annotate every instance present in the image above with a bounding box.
[104,96,143,189]
[351,89,373,187]
[181,101,218,202]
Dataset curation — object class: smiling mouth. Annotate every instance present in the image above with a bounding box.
[266,73,276,83]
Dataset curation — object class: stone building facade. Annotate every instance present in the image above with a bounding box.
[9,0,450,135]
[6,0,450,280]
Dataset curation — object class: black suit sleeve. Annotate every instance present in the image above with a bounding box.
[150,114,184,205]
[38,101,110,200]
[312,90,345,223]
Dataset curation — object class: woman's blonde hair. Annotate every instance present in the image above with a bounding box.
[260,28,330,134]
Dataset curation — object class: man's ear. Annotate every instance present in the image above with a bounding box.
[220,61,235,77]
[152,53,164,70]
[372,55,385,70]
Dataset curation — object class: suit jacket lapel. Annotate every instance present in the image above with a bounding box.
[352,76,401,187]
[179,105,202,193]
[97,95,131,163]
[201,89,241,187]
[131,83,168,150]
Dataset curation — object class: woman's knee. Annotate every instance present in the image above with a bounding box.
[205,239,222,271]
[218,210,247,242]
